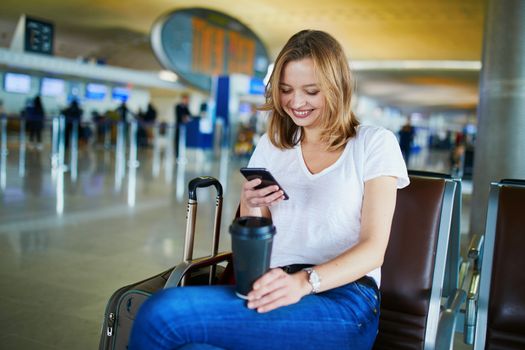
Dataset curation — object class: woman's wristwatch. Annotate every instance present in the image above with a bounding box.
[303,267,321,294]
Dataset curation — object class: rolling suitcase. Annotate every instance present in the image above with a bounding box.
[99,176,233,350]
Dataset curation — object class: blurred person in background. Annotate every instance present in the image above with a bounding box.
[144,103,158,124]
[117,101,130,124]
[174,94,191,157]
[398,118,415,166]
[26,96,45,150]
[137,103,157,147]
[62,99,83,148]
[143,103,158,147]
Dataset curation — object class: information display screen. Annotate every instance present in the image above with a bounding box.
[85,83,107,100]
[3,72,32,94]
[151,8,269,91]
[112,87,130,101]
[24,16,54,55]
[41,77,65,97]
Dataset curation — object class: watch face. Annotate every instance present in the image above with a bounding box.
[306,268,321,293]
[312,271,320,283]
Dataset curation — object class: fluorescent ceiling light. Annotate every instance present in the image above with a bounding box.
[350,60,481,71]
[159,70,178,82]
[263,60,481,82]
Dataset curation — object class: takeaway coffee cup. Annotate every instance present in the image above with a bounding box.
[229,216,276,299]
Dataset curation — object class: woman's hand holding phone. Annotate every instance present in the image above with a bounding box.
[240,167,287,217]
[241,177,286,210]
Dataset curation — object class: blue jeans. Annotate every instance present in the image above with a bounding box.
[129,281,380,350]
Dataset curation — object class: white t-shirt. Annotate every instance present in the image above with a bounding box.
[247,125,409,286]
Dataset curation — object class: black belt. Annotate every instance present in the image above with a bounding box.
[280,264,378,291]
[280,264,314,274]
[356,275,378,291]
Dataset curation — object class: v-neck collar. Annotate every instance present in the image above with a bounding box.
[296,140,351,179]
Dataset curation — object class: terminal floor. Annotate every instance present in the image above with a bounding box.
[0,142,472,349]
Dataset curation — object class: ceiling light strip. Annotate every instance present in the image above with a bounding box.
[350,60,481,71]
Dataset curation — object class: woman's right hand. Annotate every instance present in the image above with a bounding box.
[241,178,285,211]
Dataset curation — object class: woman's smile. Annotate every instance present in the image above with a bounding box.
[291,109,314,119]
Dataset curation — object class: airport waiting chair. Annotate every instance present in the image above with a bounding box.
[463,179,525,349]
[166,172,461,349]
[373,172,461,350]
[407,171,464,301]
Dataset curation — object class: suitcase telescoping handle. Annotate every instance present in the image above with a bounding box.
[182,176,223,285]
[188,176,223,201]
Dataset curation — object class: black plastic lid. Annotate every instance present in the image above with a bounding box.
[229,216,276,239]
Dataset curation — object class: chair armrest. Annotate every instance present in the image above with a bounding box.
[461,233,484,345]
[435,288,467,350]
[164,251,233,288]
[458,260,470,288]
[464,270,480,345]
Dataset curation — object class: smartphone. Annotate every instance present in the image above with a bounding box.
[240,167,289,200]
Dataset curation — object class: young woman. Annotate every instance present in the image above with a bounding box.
[130,29,409,350]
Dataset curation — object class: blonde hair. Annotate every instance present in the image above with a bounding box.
[261,30,359,151]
